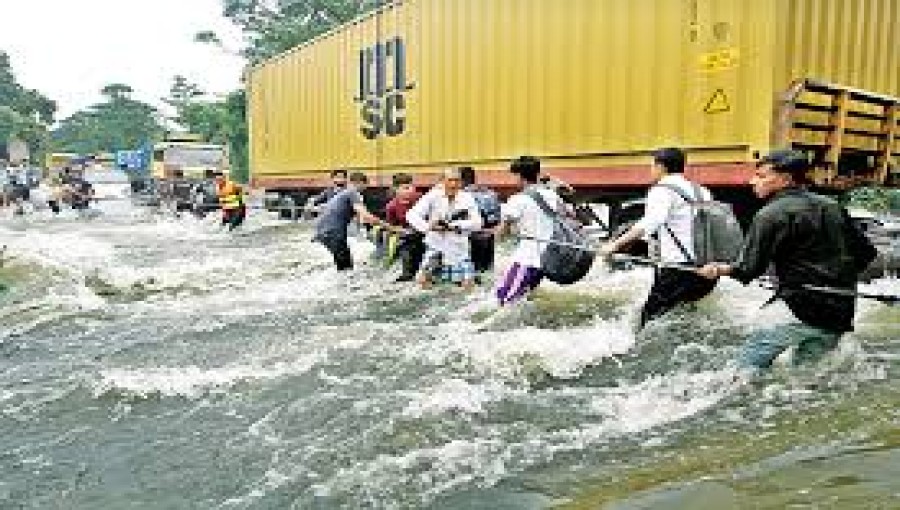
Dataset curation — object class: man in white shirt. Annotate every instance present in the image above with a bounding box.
[495,156,565,306]
[406,168,483,289]
[601,147,718,328]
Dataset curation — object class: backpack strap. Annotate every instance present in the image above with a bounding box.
[655,182,698,203]
[654,181,699,265]
[526,189,560,221]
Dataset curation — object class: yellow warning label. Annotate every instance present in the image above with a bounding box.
[704,88,731,115]
[699,48,740,73]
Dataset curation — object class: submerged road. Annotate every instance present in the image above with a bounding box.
[1,202,899,509]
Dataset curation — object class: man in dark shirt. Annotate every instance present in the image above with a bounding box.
[314,172,386,271]
[697,150,877,368]
[304,169,349,217]
[460,166,500,273]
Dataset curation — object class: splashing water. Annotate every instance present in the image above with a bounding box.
[1,203,899,509]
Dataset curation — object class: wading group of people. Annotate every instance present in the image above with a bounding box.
[1,165,95,215]
[308,147,879,371]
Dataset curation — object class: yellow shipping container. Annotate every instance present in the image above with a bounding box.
[248,0,899,194]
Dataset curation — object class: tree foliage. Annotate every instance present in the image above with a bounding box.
[210,0,381,63]
[189,1,381,181]
[847,187,900,214]
[163,76,249,182]
[0,51,56,161]
[51,84,163,154]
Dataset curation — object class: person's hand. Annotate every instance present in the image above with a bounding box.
[695,263,722,280]
[599,243,617,259]
[429,219,448,232]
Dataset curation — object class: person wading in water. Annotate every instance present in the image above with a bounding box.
[601,148,718,328]
[695,150,877,369]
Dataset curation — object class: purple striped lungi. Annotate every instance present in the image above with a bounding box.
[496,262,543,306]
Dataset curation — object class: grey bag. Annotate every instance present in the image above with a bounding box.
[658,182,744,265]
[527,190,594,285]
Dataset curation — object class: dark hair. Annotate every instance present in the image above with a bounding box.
[510,155,541,183]
[331,169,348,178]
[653,147,686,174]
[392,173,413,186]
[458,166,476,186]
[348,171,368,184]
[757,149,810,179]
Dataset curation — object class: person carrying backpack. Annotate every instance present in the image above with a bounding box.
[601,147,723,329]
[695,150,877,369]
[495,156,585,305]
[459,166,501,273]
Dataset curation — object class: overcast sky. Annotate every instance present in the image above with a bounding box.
[1,0,246,120]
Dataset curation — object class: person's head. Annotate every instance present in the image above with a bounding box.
[214,172,225,184]
[751,149,809,199]
[510,155,541,187]
[331,169,348,188]
[392,173,415,195]
[651,147,686,181]
[441,167,463,197]
[348,171,368,190]
[458,166,476,187]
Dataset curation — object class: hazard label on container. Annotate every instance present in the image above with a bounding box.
[699,48,740,73]
[703,89,731,115]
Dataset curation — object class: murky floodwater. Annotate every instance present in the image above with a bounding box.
[1,200,899,509]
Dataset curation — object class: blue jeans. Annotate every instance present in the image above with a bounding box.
[740,323,842,369]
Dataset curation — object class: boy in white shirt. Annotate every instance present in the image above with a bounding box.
[601,147,718,328]
[406,168,483,289]
[495,156,565,305]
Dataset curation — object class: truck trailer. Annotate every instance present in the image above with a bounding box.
[247,0,900,222]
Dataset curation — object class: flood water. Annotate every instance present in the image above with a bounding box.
[1,199,899,509]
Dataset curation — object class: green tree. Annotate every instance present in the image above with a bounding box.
[0,51,56,162]
[191,1,381,181]
[52,84,163,154]
[162,76,249,182]
[202,0,381,64]
[223,89,249,183]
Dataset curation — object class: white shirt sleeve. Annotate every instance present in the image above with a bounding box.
[406,192,433,233]
[501,194,526,223]
[634,186,676,236]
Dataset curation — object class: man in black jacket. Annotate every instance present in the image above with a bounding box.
[696,150,877,368]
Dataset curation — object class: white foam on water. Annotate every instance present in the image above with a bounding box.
[417,314,637,381]
[401,378,523,418]
[93,353,328,399]
[309,367,743,506]
[2,229,114,274]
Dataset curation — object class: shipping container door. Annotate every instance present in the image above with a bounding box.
[686,0,769,160]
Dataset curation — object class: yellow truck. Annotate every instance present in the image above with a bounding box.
[150,138,228,181]
[150,137,228,211]
[247,0,899,218]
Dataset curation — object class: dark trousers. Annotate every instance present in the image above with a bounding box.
[222,206,246,231]
[318,235,353,271]
[639,268,717,329]
[470,234,495,272]
[398,233,426,279]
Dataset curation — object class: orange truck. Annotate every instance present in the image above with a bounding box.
[247,0,899,221]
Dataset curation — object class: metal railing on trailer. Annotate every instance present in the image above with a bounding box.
[776,78,900,189]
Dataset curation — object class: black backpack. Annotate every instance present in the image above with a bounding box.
[527,190,594,285]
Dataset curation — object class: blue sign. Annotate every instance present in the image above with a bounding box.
[115,148,150,174]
